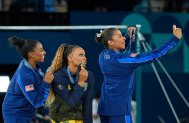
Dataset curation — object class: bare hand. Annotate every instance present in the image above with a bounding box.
[173,25,182,39]
[127,27,136,40]
[78,67,88,87]
[44,71,54,84]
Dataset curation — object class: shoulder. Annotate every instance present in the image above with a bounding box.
[19,64,35,80]
[88,70,94,76]
[52,70,68,91]
[52,69,68,87]
[54,67,67,77]
[99,49,113,60]
[99,49,110,57]
[54,70,64,76]
[87,70,94,79]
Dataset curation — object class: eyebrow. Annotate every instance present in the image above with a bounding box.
[36,47,43,51]
[78,52,85,54]
[77,52,85,55]
[115,33,122,36]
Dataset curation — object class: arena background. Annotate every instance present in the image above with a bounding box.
[0,6,189,123]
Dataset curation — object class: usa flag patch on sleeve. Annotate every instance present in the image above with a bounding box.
[25,84,34,91]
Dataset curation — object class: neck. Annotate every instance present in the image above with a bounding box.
[68,64,78,75]
[28,59,37,69]
[109,47,120,52]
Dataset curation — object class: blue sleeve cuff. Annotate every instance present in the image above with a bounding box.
[75,83,85,92]
[124,33,130,41]
[43,81,50,89]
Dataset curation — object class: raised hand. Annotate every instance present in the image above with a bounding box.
[44,71,54,84]
[173,25,182,39]
[127,27,136,40]
[78,66,88,87]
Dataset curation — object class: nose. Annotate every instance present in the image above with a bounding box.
[82,57,87,63]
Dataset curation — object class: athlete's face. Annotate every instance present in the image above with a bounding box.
[68,47,86,67]
[30,42,46,62]
[108,29,126,51]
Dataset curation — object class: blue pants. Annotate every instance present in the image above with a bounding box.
[100,115,132,123]
[3,114,33,123]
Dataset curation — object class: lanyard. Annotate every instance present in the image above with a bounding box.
[66,66,79,84]
[67,66,88,91]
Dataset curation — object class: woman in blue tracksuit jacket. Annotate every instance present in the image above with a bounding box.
[95,25,182,123]
[45,44,94,123]
[2,36,54,123]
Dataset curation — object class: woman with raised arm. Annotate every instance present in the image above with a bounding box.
[95,25,182,123]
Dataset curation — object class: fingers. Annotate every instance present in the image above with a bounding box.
[173,25,176,30]
[172,24,182,39]
[80,67,87,74]
[173,24,182,31]
[79,67,88,84]
[46,70,53,75]
[45,71,54,79]
[80,65,88,75]
[128,27,136,33]
[44,71,54,84]
[128,27,136,41]
[80,62,86,69]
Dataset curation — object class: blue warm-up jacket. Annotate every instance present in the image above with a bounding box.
[2,59,50,122]
[97,35,179,116]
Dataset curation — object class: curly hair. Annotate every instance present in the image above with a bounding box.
[45,44,67,107]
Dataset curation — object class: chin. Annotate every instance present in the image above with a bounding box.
[40,59,45,62]
[121,47,125,50]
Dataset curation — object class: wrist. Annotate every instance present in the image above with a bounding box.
[78,81,85,87]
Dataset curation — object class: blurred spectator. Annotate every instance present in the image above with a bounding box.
[68,0,141,11]
[149,0,166,12]
[181,0,189,12]
[54,0,67,13]
[2,0,12,11]
[107,0,142,11]
[133,0,149,12]
[67,0,93,11]
[44,0,54,12]
[179,117,189,123]
[9,0,40,12]
[164,0,189,12]
[44,0,67,13]
[0,0,2,11]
